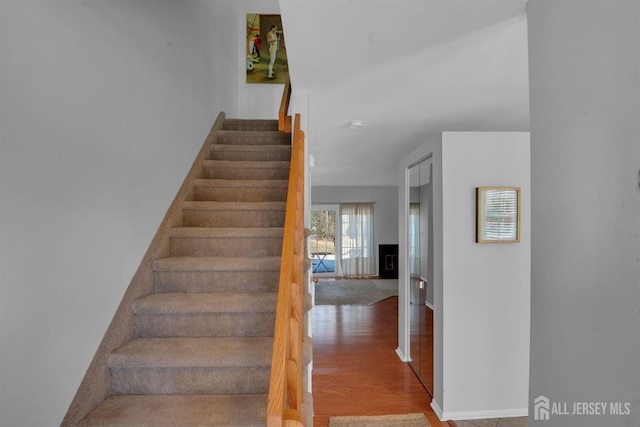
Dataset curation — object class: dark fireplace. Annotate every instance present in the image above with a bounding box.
[378,244,398,279]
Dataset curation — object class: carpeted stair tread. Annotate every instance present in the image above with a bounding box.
[193,178,288,189]
[302,392,314,427]
[153,270,280,294]
[223,118,279,131]
[181,201,286,228]
[193,179,288,203]
[303,338,313,366]
[79,394,268,427]
[168,227,284,239]
[211,144,291,154]
[132,293,277,338]
[152,256,281,272]
[202,160,290,180]
[211,143,290,152]
[133,293,277,315]
[169,227,283,257]
[210,144,291,162]
[203,159,290,169]
[215,130,291,145]
[109,337,273,368]
[182,201,286,211]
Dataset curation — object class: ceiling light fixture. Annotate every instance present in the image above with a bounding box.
[348,120,364,130]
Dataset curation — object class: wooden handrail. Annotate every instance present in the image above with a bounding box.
[267,113,306,427]
[279,78,293,133]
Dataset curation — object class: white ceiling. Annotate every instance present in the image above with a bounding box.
[279,0,530,187]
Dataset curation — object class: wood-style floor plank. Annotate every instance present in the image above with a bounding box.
[311,296,451,427]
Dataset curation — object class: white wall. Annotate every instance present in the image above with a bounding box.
[528,2,640,426]
[0,0,280,425]
[399,132,530,421]
[441,132,530,419]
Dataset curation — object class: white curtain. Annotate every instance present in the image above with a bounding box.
[339,203,376,277]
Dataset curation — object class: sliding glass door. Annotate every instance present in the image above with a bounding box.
[310,206,339,276]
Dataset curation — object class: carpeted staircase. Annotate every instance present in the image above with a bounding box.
[78,118,293,426]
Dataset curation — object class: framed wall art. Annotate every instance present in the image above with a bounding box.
[476,187,521,243]
[246,14,289,84]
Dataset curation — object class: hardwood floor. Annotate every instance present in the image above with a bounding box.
[311,296,452,427]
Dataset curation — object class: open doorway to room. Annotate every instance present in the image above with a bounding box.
[312,202,398,305]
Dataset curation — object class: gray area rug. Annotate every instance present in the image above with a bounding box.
[329,413,430,427]
[314,279,398,305]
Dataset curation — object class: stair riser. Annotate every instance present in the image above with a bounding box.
[183,210,285,228]
[203,167,289,181]
[134,313,276,338]
[194,186,287,202]
[222,120,279,131]
[171,237,283,257]
[216,132,290,145]
[110,366,270,394]
[153,271,280,293]
[78,394,269,427]
[223,121,279,131]
[210,149,291,162]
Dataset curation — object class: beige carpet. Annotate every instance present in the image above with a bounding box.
[314,279,398,305]
[329,413,430,427]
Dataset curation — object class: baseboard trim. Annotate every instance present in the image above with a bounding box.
[431,399,444,419]
[441,407,528,421]
[395,347,410,362]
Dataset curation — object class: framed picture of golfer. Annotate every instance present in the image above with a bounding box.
[246,14,289,84]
